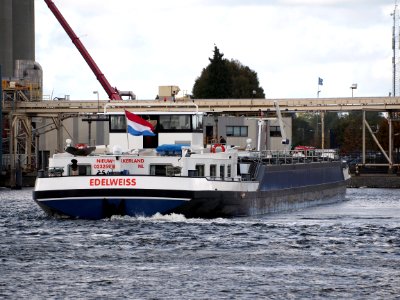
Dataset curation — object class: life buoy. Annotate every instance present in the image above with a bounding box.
[75,143,87,149]
[211,144,226,153]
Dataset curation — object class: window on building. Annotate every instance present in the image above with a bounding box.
[270,126,282,137]
[226,126,248,137]
[227,165,231,178]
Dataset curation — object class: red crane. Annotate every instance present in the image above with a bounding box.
[44,0,132,100]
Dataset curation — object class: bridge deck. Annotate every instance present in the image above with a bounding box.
[3,96,400,116]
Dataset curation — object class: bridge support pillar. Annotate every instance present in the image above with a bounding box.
[56,114,63,153]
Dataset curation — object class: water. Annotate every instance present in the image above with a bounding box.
[0,188,399,299]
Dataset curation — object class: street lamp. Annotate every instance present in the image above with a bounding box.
[350,84,357,97]
[93,91,99,113]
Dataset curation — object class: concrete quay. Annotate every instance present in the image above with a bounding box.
[348,174,400,188]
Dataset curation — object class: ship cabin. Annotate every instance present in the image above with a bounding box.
[47,111,242,181]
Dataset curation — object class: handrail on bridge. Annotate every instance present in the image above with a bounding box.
[103,101,199,114]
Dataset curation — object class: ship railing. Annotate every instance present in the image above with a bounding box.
[40,169,243,181]
[205,176,242,182]
[243,149,340,165]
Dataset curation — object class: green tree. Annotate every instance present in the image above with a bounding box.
[338,111,384,155]
[375,116,400,153]
[292,111,385,153]
[341,115,363,154]
[228,60,265,98]
[292,113,315,147]
[192,46,265,99]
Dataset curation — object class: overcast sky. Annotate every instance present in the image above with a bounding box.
[35,0,395,100]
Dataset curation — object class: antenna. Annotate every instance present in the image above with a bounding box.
[392,1,400,96]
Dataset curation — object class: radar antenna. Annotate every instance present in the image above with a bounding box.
[392,0,400,96]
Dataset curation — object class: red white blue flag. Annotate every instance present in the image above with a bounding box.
[125,110,155,136]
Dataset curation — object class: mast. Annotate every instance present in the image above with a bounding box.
[392,1,399,97]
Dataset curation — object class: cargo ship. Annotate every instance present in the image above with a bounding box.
[33,110,349,219]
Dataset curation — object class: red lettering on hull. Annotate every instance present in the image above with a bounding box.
[93,164,115,169]
[89,178,137,187]
[120,158,145,164]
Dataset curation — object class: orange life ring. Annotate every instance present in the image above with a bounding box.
[211,144,226,153]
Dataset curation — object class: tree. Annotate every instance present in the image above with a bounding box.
[292,113,315,147]
[192,46,265,99]
[337,111,384,155]
[292,111,386,154]
[341,115,363,154]
[375,117,400,155]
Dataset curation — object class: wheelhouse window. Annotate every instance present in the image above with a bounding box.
[192,114,203,131]
[110,115,157,133]
[110,115,126,132]
[110,114,202,133]
[226,126,248,137]
[159,115,191,130]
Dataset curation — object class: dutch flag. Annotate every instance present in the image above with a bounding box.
[125,110,155,136]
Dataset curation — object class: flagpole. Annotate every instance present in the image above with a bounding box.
[126,131,130,150]
[317,77,322,98]
[126,123,131,150]
[125,111,130,150]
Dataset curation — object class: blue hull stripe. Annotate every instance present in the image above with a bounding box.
[37,197,189,219]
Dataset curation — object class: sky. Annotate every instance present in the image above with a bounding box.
[35,0,396,101]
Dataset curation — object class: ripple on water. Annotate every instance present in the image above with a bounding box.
[0,188,399,299]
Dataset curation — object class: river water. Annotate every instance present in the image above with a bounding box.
[0,188,399,299]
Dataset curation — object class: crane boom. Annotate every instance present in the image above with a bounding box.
[273,100,290,146]
[44,0,123,100]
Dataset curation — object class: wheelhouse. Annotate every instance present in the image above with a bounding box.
[107,112,204,151]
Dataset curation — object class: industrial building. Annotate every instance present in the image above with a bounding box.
[0,0,41,186]
[0,0,42,99]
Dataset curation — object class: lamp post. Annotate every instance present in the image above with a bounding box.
[392,4,398,96]
[251,90,256,107]
[86,91,98,145]
[93,90,99,113]
[214,114,219,144]
[350,84,357,97]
